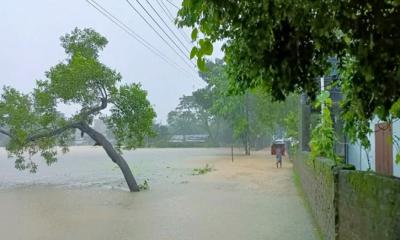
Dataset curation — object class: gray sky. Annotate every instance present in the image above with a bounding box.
[0,0,222,123]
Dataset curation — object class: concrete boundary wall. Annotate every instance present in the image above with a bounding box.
[337,170,400,240]
[293,152,337,240]
[294,152,400,240]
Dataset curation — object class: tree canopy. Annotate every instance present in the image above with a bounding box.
[167,59,300,153]
[0,28,156,191]
[177,0,400,146]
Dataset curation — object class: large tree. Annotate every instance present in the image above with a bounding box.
[0,28,156,192]
[176,60,300,154]
[177,0,400,146]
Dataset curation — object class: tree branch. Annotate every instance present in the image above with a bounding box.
[26,122,82,142]
[1,122,81,143]
[79,97,108,119]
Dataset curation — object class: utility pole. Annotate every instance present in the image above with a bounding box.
[231,123,234,162]
[245,91,251,155]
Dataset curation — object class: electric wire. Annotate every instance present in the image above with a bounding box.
[157,0,175,20]
[144,0,191,52]
[86,0,194,77]
[156,0,192,45]
[126,0,194,69]
[166,0,179,10]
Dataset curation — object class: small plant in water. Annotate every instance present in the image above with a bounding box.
[138,179,150,190]
[192,164,213,175]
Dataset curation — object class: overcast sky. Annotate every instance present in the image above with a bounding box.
[0,0,223,123]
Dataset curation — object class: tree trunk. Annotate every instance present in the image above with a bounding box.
[79,122,140,192]
[245,140,251,155]
[242,136,251,155]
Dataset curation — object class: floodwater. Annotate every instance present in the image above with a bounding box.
[0,147,318,240]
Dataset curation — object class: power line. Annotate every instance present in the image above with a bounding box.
[156,0,192,45]
[144,0,191,52]
[85,0,194,77]
[166,0,179,10]
[125,0,189,67]
[157,0,174,20]
[126,0,194,70]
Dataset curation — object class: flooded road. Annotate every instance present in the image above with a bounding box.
[0,147,318,240]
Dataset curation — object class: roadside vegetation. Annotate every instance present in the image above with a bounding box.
[177,0,400,161]
[192,164,214,175]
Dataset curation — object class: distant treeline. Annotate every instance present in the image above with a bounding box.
[147,60,300,154]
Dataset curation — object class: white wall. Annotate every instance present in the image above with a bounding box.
[347,140,373,172]
[392,121,400,177]
[347,118,400,177]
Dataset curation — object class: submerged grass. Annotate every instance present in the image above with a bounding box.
[138,179,150,191]
[192,164,213,175]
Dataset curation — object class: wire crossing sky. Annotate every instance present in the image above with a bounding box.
[86,0,194,78]
[144,0,191,53]
[126,0,195,70]
[156,0,192,45]
[0,0,223,123]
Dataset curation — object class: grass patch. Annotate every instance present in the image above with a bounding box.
[192,164,213,175]
[138,179,150,191]
[292,169,323,240]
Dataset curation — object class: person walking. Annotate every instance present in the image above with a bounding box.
[276,146,282,168]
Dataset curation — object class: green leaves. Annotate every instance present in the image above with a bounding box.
[190,47,198,59]
[177,0,400,147]
[191,28,198,41]
[0,86,69,172]
[107,84,156,150]
[47,53,120,107]
[197,58,206,71]
[315,91,332,108]
[199,39,213,56]
[189,38,213,72]
[0,27,156,173]
[390,98,400,118]
[61,27,108,59]
[310,92,339,163]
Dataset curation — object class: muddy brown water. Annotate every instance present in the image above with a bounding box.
[0,147,318,240]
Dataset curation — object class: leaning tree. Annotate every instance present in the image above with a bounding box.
[0,28,156,192]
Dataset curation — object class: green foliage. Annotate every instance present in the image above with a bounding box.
[107,84,156,150]
[0,28,155,172]
[138,179,150,190]
[192,164,213,175]
[61,27,108,59]
[310,91,339,163]
[392,136,400,165]
[168,59,300,150]
[191,28,198,41]
[283,111,299,140]
[340,56,372,149]
[167,104,206,136]
[148,123,171,147]
[283,111,300,158]
[199,39,213,56]
[177,0,400,147]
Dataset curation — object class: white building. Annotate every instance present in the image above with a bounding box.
[347,118,400,177]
